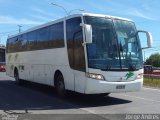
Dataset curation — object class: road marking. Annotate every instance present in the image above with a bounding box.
[143,87,160,91]
[121,94,160,103]
[80,108,98,114]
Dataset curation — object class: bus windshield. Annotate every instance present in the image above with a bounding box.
[84,16,143,71]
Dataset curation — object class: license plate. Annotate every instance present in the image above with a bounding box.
[116,85,125,89]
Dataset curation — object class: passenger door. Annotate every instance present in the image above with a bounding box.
[66,17,86,93]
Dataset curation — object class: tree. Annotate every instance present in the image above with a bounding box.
[145,53,160,67]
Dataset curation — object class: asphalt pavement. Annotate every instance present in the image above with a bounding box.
[0,72,160,120]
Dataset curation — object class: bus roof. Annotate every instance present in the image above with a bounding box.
[82,13,133,22]
[8,13,133,39]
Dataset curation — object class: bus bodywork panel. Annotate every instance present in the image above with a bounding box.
[84,69,143,94]
[85,78,142,94]
[6,48,72,87]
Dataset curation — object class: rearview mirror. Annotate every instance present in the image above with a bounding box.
[137,30,153,49]
[80,23,92,44]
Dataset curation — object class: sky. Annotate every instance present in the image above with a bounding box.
[0,0,160,59]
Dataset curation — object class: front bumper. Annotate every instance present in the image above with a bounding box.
[85,78,143,94]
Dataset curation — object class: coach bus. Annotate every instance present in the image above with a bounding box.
[6,13,152,96]
[0,45,5,71]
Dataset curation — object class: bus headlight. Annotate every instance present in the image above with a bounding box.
[136,73,143,79]
[86,73,105,80]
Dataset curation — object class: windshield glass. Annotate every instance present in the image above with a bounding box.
[114,20,143,70]
[84,16,143,71]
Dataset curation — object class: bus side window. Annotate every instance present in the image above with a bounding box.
[49,22,64,48]
[27,31,37,51]
[66,17,86,71]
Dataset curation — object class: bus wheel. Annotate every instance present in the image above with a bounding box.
[55,74,66,98]
[97,93,110,97]
[14,69,21,85]
[100,93,110,97]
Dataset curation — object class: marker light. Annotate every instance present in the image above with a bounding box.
[136,73,143,79]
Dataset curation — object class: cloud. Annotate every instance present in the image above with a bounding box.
[31,7,61,21]
[32,7,54,17]
[126,9,156,20]
[86,1,157,21]
[30,15,53,21]
[0,16,42,25]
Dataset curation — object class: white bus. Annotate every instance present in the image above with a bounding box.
[6,13,152,96]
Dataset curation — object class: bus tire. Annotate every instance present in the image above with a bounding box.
[100,93,110,97]
[55,73,66,98]
[14,69,22,85]
[97,93,110,97]
[103,93,110,96]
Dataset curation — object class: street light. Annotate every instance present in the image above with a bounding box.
[51,3,84,16]
[68,9,84,15]
[51,3,68,15]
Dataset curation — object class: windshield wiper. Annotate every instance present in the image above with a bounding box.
[101,66,111,71]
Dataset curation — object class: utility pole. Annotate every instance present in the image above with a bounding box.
[18,25,22,33]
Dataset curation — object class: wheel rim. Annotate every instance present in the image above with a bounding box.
[15,71,20,84]
[56,75,65,96]
[58,81,64,93]
[15,72,19,82]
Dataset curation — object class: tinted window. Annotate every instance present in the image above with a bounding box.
[66,17,86,71]
[21,34,28,51]
[17,35,24,51]
[6,22,64,53]
[49,22,64,48]
[37,27,49,49]
[27,31,37,50]
[9,37,18,52]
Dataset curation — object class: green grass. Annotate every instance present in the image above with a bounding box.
[144,78,160,88]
